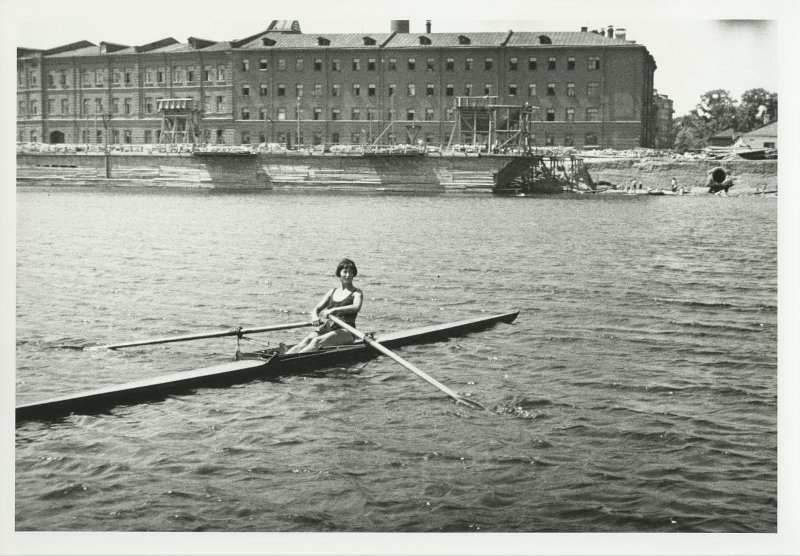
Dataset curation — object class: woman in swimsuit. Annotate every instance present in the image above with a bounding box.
[286,258,363,354]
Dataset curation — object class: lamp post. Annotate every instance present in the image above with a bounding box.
[100,112,111,178]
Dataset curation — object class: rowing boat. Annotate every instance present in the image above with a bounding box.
[16,311,518,423]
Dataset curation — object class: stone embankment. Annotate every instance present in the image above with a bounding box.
[583,158,777,194]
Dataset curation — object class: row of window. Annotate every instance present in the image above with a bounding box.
[243,81,603,99]
[237,106,601,122]
[20,55,603,89]
[239,55,601,73]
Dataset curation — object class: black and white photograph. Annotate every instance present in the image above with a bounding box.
[3,0,799,554]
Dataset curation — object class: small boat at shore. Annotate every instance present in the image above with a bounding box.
[16,311,519,423]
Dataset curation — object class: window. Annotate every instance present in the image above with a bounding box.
[351,108,360,120]
[367,84,376,97]
[95,130,102,143]
[528,57,537,70]
[332,108,341,120]
[94,98,102,114]
[217,66,225,82]
[112,69,120,85]
[277,83,286,96]
[145,97,153,114]
[508,84,517,96]
[351,132,361,144]
[47,72,55,87]
[156,69,164,84]
[388,58,397,71]
[585,132,598,145]
[96,69,105,87]
[406,109,415,121]
[547,83,556,96]
[426,58,435,71]
[314,84,322,96]
[313,108,322,120]
[277,108,286,121]
[61,99,69,114]
[313,132,323,145]
[260,84,268,96]
[567,83,575,97]
[278,59,286,71]
[368,58,376,71]
[446,108,454,121]
[82,98,90,115]
[565,108,575,121]
[112,98,119,114]
[124,69,132,85]
[259,108,267,120]
[484,83,492,95]
[587,82,599,97]
[172,67,183,84]
[367,108,375,120]
[509,57,518,71]
[313,58,322,71]
[203,67,211,82]
[407,84,416,96]
[352,58,360,71]
[465,83,473,96]
[124,130,132,144]
[241,108,250,120]
[260,59,268,71]
[59,71,67,86]
[241,59,249,71]
[112,130,119,144]
[564,133,574,146]
[528,83,537,97]
[331,84,340,96]
[216,129,224,144]
[408,58,416,71]
[353,84,361,96]
[144,130,152,143]
[425,108,434,121]
[485,57,494,70]
[242,85,250,96]
[215,96,223,112]
[47,99,54,115]
[388,84,396,96]
[123,98,131,115]
[187,67,195,82]
[331,59,340,71]
[586,108,599,121]
[546,108,555,121]
[567,56,575,70]
[426,83,435,96]
[548,57,556,70]
[296,58,304,71]
[588,56,601,70]
[446,83,454,96]
[331,132,340,144]
[446,58,454,71]
[465,57,473,71]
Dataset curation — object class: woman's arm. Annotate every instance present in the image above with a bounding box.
[311,289,334,324]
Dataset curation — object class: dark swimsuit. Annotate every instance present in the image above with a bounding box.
[316,290,358,334]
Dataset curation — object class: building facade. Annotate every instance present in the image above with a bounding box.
[17,20,659,149]
[652,90,674,149]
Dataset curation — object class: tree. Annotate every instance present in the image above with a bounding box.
[736,88,778,132]
[695,89,738,135]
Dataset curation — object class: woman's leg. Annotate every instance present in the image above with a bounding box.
[297,329,355,353]
[286,332,319,354]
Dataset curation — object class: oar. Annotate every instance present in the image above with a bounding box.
[85,321,314,351]
[327,315,487,410]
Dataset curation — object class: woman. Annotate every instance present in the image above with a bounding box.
[285,258,363,354]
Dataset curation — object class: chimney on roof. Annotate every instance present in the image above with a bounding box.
[615,28,626,40]
[599,28,605,36]
[426,20,431,33]
[580,26,588,32]
[391,20,409,33]
[607,25,614,38]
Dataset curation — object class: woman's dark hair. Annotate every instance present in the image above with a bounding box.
[335,258,358,277]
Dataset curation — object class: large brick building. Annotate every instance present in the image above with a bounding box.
[17,20,661,149]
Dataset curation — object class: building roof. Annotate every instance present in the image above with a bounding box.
[20,24,645,59]
[741,121,777,137]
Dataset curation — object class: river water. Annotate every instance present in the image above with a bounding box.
[14,187,777,535]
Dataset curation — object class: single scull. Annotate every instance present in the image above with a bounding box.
[16,311,518,423]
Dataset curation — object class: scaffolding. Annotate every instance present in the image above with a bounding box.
[157,98,202,144]
[447,96,537,152]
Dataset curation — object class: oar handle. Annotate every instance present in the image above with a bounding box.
[89,320,313,350]
[327,315,486,409]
